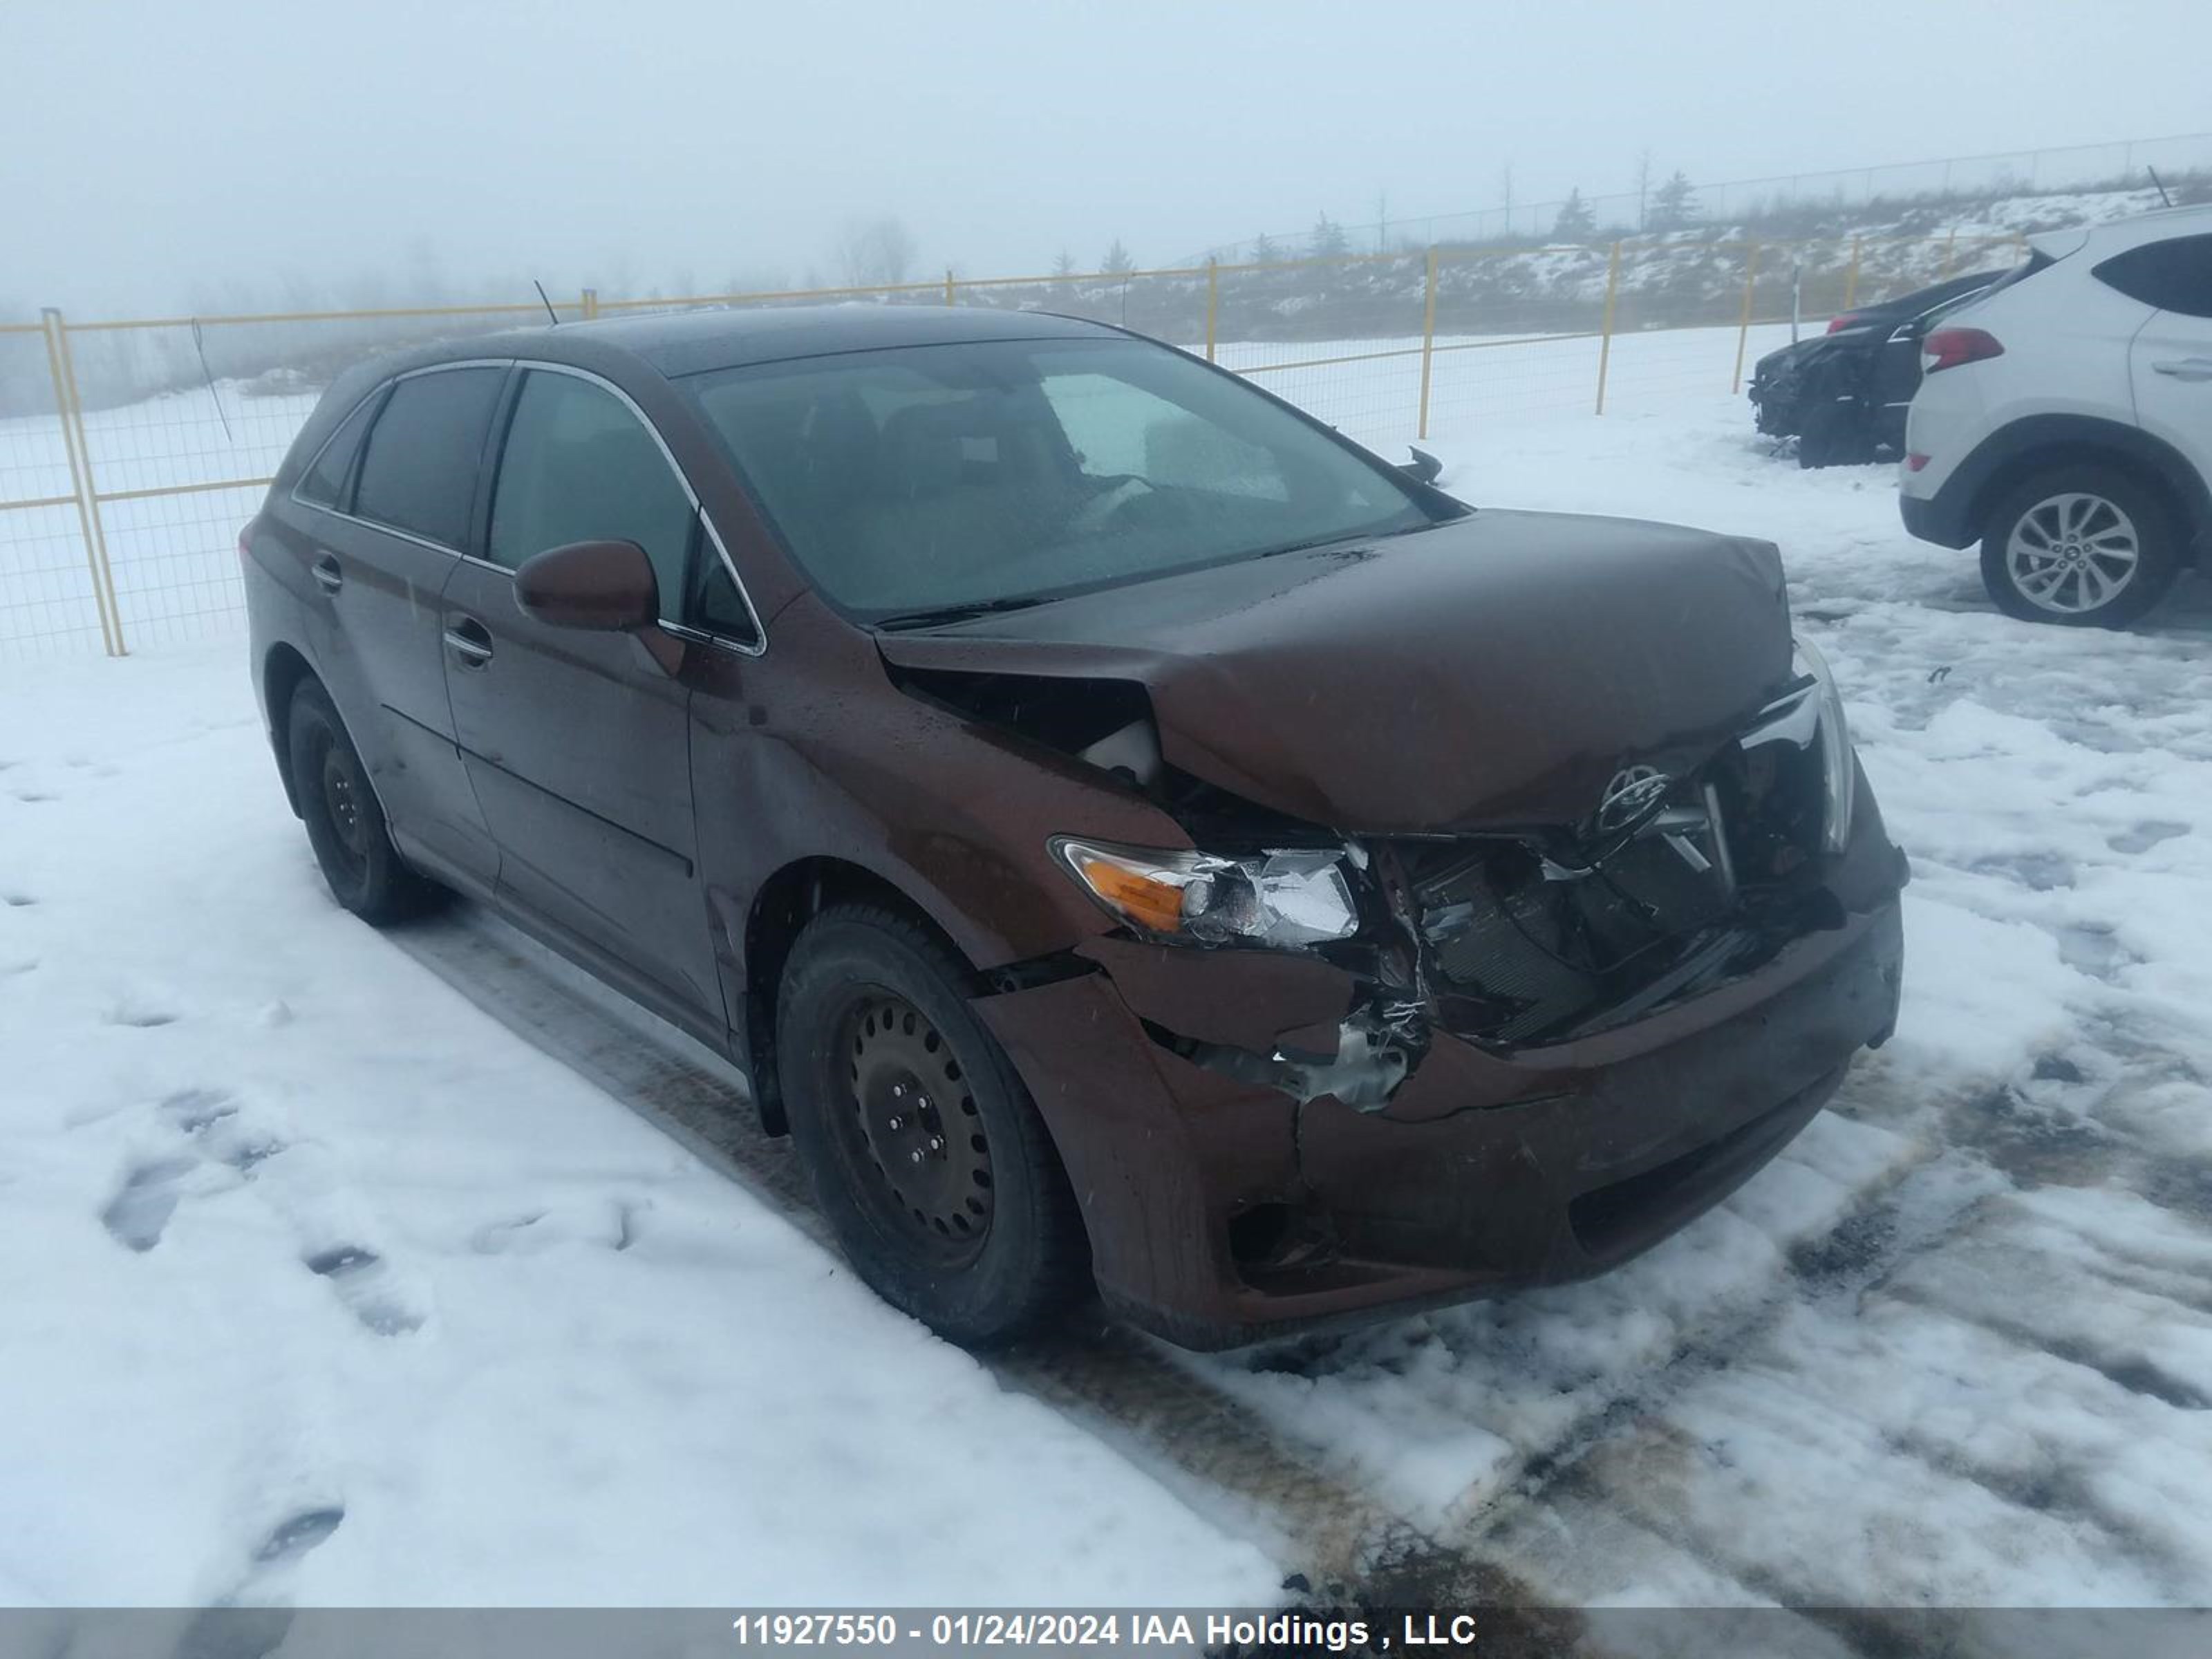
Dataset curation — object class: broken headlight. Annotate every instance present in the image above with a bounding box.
[1050,838,1360,950]
[1794,637,1857,855]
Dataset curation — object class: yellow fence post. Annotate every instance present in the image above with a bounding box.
[1842,236,1863,312]
[581,288,598,321]
[1594,240,1624,415]
[1730,240,1763,396]
[1415,247,1439,440]
[39,308,125,658]
[945,269,956,307]
[1204,259,1219,364]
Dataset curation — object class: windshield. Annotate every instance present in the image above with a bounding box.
[680,335,1438,622]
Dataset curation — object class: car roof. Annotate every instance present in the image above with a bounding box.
[2030,200,2212,261]
[456,303,1128,380]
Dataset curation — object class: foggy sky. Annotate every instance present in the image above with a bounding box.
[7,0,2209,317]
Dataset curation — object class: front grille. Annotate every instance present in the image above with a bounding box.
[1400,729,1830,1046]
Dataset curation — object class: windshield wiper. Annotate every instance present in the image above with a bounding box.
[1249,519,1438,562]
[869,595,1053,632]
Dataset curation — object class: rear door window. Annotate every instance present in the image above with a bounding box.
[486,370,697,614]
[352,366,506,550]
[294,392,382,510]
[2093,235,2212,319]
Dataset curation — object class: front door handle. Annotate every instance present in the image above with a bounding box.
[2152,357,2212,382]
[312,555,342,594]
[442,615,494,666]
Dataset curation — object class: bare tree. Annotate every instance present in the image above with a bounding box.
[836,216,917,288]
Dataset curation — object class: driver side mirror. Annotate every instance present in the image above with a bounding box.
[514,539,659,632]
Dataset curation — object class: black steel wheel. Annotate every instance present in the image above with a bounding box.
[285,679,447,924]
[836,991,994,1264]
[776,904,1087,1345]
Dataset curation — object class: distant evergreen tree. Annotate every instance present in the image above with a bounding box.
[1250,232,1282,265]
[1650,170,1700,231]
[1310,212,1351,257]
[1052,249,1076,278]
[1552,188,1597,241]
[1101,238,1136,276]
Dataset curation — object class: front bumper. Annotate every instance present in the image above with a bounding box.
[977,870,1905,1351]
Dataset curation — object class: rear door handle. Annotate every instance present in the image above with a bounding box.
[2152,358,2212,381]
[442,615,494,666]
[312,554,342,594]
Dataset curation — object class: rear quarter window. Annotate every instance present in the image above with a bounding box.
[351,366,506,549]
[2092,235,2212,319]
[292,391,382,510]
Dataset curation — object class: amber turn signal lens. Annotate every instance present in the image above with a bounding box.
[1068,850,1192,933]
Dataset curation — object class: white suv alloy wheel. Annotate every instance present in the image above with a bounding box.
[2003,491,2141,615]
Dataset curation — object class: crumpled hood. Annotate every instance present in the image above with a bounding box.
[872,509,1796,834]
[1754,334,1844,380]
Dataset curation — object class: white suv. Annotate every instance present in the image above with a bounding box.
[1900,205,2212,626]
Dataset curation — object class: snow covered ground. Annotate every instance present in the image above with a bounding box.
[3,352,2211,1617]
[0,656,1280,1607]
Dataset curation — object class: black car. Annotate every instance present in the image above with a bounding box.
[1750,270,2001,467]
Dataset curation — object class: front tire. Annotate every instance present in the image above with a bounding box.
[776,905,1087,1345]
[1796,396,1865,469]
[1978,465,2180,628]
[285,680,447,924]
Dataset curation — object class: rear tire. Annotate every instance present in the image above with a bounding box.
[285,680,448,924]
[1978,465,2180,628]
[776,904,1087,1345]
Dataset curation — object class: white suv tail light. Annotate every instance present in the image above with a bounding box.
[1922,327,2004,374]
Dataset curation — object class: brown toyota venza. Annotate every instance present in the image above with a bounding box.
[243,306,1906,1349]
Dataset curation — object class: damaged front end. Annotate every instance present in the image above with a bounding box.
[884,614,1903,1344]
[1376,638,1865,1060]
[1035,638,1879,1114]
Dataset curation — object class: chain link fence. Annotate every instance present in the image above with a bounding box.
[1197,131,2212,260]
[1,231,2015,659]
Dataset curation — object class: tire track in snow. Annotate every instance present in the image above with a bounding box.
[387,905,1541,1609]
[1278,1101,1978,1562]
[1434,1024,2212,1611]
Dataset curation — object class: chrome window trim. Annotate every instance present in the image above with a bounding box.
[287,356,770,657]
[660,620,760,658]
[502,359,769,657]
[288,359,515,555]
